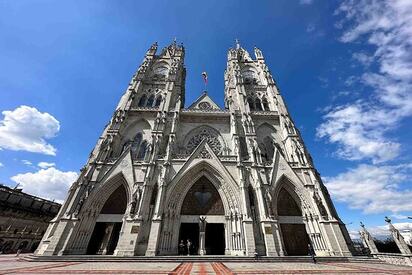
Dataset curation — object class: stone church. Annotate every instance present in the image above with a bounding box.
[36,41,353,257]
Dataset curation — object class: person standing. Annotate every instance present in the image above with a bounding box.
[178,240,185,255]
[186,239,192,256]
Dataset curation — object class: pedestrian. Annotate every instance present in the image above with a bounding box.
[178,240,185,255]
[254,249,259,261]
[308,243,316,264]
[186,239,192,256]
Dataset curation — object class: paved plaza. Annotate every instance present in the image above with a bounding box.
[0,255,411,275]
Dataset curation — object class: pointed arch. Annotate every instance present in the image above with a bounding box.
[83,172,131,214]
[181,176,224,215]
[272,175,312,215]
[165,161,240,216]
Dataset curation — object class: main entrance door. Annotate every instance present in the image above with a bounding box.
[205,223,225,255]
[178,223,199,255]
[280,224,310,256]
[178,176,226,255]
[87,222,122,255]
[86,185,127,255]
[276,187,310,256]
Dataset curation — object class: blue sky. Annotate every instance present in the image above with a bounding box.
[0,0,411,239]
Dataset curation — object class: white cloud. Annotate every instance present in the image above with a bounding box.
[21,159,33,166]
[317,103,401,163]
[318,0,412,163]
[0,162,3,167]
[0,105,60,155]
[350,222,412,243]
[11,167,77,203]
[300,0,313,5]
[324,163,412,214]
[37,161,56,169]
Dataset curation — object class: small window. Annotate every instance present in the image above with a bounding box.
[262,98,269,111]
[147,95,155,107]
[154,96,162,107]
[138,95,147,107]
[247,98,255,110]
[255,98,263,111]
[137,140,148,159]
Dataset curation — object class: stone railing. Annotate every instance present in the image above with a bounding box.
[373,253,412,267]
[181,108,229,114]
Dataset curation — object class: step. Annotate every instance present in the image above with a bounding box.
[23,254,382,263]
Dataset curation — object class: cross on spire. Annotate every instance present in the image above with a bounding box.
[235,38,240,49]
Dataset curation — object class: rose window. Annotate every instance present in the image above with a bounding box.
[186,129,222,155]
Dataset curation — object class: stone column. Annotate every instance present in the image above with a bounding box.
[199,217,206,255]
[359,222,379,254]
[385,217,412,255]
[98,223,114,255]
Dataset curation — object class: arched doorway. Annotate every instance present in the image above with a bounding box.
[179,176,225,255]
[87,185,127,255]
[277,187,310,256]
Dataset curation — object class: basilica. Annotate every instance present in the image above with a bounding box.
[35,41,353,257]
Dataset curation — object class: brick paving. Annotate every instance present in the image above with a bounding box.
[0,255,411,275]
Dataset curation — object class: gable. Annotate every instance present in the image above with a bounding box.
[188,92,221,110]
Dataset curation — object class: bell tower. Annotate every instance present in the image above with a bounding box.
[224,41,353,256]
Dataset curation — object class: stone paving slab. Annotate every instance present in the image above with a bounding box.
[1,255,412,275]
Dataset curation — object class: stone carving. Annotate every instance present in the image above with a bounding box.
[313,188,328,219]
[198,102,212,110]
[186,128,222,155]
[198,148,212,159]
[199,216,207,232]
[130,185,142,216]
[264,188,274,217]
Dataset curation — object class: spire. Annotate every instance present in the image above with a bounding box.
[254,46,264,60]
[235,38,241,50]
[146,42,158,56]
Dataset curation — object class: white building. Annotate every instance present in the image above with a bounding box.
[35,41,353,257]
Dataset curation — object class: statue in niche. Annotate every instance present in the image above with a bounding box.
[313,188,328,218]
[264,188,274,217]
[99,134,115,162]
[130,185,142,216]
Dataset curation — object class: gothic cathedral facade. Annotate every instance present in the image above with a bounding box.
[36,42,353,257]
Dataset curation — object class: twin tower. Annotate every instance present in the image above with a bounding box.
[36,41,353,257]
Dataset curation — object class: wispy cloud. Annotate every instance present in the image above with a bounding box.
[21,159,33,166]
[317,0,412,163]
[37,161,56,169]
[299,0,313,5]
[324,163,412,214]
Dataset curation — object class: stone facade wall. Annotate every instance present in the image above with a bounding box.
[35,42,354,257]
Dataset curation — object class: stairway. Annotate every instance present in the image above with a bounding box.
[23,254,383,263]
